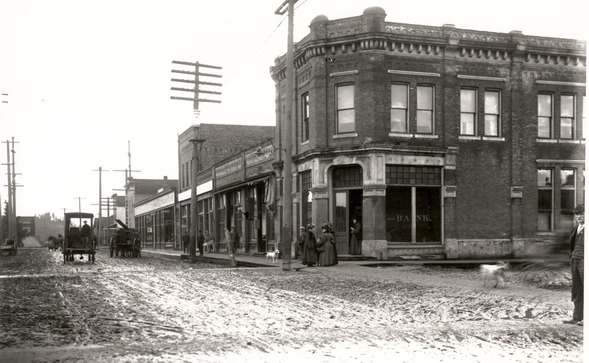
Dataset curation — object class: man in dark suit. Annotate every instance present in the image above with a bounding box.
[564,204,584,326]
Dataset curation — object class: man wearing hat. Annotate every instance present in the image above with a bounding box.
[564,204,584,326]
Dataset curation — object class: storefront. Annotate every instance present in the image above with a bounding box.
[134,189,176,249]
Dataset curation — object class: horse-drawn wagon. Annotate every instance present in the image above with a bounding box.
[63,212,95,263]
[109,219,141,258]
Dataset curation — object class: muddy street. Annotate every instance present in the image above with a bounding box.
[0,248,583,362]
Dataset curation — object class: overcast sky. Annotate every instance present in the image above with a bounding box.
[0,0,586,219]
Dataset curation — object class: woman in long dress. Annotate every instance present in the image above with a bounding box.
[350,218,362,255]
[301,223,317,267]
[317,223,337,266]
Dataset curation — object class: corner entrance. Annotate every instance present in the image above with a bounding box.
[332,166,363,255]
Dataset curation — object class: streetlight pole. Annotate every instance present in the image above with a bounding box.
[276,0,296,271]
[189,135,205,263]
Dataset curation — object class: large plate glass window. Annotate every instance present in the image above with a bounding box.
[537,168,553,230]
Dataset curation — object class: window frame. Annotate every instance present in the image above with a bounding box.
[537,93,554,139]
[301,92,310,142]
[559,94,575,140]
[460,88,477,136]
[336,84,356,134]
[390,83,409,133]
[416,85,435,134]
[484,90,501,137]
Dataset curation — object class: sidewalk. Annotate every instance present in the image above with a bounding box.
[140,247,567,268]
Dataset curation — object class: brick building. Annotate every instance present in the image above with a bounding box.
[267,7,586,259]
[176,124,275,252]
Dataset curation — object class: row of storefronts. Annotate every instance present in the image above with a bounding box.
[128,7,585,260]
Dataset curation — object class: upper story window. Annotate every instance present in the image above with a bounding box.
[390,84,435,135]
[484,91,500,137]
[460,89,477,135]
[301,93,310,142]
[416,86,434,134]
[538,94,553,138]
[560,95,575,139]
[391,84,408,133]
[336,84,355,134]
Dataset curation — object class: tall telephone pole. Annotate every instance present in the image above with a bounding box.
[275,0,297,271]
[3,138,20,240]
[170,61,222,111]
[171,61,221,263]
[92,167,108,246]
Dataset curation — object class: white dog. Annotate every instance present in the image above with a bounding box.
[266,249,279,263]
[480,261,509,288]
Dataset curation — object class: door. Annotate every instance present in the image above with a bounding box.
[334,192,349,254]
[334,189,363,255]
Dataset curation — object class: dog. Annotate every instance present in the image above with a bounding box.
[266,249,279,263]
[480,261,509,288]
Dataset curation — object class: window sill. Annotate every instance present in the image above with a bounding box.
[482,136,505,141]
[301,140,310,146]
[414,134,439,139]
[458,135,480,140]
[389,132,413,138]
[558,139,582,144]
[332,133,358,139]
[536,139,559,143]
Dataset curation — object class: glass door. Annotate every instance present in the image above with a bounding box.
[334,191,349,255]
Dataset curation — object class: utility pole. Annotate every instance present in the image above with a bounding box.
[171,61,220,264]
[2,138,20,240]
[4,140,12,239]
[170,61,222,111]
[189,136,205,263]
[92,167,108,246]
[73,197,85,213]
[275,0,297,271]
[113,168,140,227]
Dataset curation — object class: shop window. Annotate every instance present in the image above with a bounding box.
[537,168,553,231]
[386,165,441,186]
[538,94,553,139]
[560,169,576,230]
[484,90,500,137]
[337,84,355,134]
[385,165,441,243]
[300,170,312,228]
[460,89,477,135]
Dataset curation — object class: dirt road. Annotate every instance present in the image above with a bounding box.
[0,249,583,362]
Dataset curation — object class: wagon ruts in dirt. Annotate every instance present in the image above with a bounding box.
[63,212,96,263]
[109,219,141,258]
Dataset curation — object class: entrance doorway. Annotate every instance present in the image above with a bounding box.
[333,189,363,255]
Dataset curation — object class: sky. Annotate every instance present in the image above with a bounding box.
[0,0,587,219]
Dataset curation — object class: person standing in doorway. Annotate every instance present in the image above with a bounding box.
[564,204,584,326]
[350,217,362,255]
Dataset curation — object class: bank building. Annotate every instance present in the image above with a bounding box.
[167,7,586,260]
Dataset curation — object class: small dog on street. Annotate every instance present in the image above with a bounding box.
[480,261,509,288]
[266,249,279,263]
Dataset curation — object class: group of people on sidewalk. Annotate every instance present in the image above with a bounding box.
[298,222,339,267]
